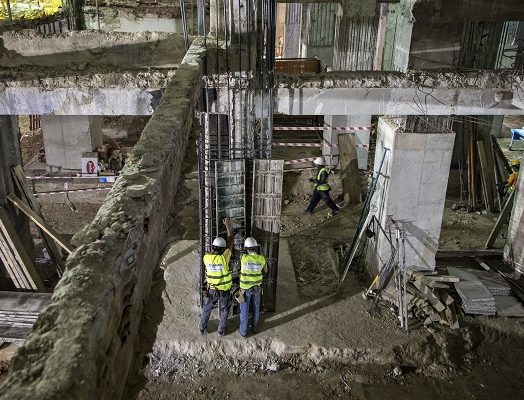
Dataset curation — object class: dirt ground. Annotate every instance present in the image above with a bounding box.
[18,115,44,166]
[137,131,524,400]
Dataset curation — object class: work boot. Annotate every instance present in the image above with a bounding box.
[237,329,247,338]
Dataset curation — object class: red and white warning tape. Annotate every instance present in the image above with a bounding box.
[273,126,371,131]
[35,187,111,196]
[284,157,317,165]
[26,175,111,180]
[275,142,370,149]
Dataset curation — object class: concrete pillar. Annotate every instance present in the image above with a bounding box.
[41,116,103,171]
[366,117,455,275]
[338,133,361,205]
[0,116,34,279]
[504,153,524,273]
[282,3,302,58]
[300,3,338,67]
[381,3,414,71]
[324,115,371,170]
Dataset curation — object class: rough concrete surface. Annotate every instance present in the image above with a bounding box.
[150,240,426,371]
[0,30,190,68]
[0,38,206,400]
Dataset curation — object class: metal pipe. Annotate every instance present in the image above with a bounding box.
[95,0,101,31]
[180,0,189,49]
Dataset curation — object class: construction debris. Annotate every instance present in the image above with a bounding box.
[0,291,51,344]
[454,281,496,316]
[447,267,511,296]
[382,268,460,330]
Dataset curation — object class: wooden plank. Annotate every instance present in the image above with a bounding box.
[477,141,494,211]
[11,165,66,274]
[0,208,44,291]
[338,133,362,205]
[0,231,27,289]
[6,193,74,254]
[485,189,516,249]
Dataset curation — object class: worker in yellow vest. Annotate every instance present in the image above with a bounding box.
[238,237,267,337]
[507,159,520,189]
[199,218,233,336]
[304,157,340,215]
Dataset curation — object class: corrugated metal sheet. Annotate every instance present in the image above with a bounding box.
[306,3,337,46]
[251,159,284,312]
[334,15,378,70]
[285,3,301,25]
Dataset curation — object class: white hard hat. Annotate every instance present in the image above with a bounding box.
[313,157,325,166]
[244,237,258,248]
[212,237,226,248]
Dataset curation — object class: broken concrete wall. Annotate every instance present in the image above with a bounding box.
[0,30,190,68]
[0,39,206,400]
[504,153,524,274]
[366,117,455,275]
[84,6,187,33]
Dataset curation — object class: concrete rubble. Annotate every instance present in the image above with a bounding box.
[0,39,206,400]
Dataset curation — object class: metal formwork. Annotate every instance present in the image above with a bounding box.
[251,159,284,312]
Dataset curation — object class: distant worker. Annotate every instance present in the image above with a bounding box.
[238,237,267,337]
[303,157,340,215]
[199,218,234,336]
[507,159,520,189]
[498,159,521,200]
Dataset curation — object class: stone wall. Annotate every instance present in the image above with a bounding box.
[0,39,205,400]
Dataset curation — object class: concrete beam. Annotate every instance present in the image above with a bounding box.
[0,30,190,68]
[0,70,170,115]
[275,71,524,116]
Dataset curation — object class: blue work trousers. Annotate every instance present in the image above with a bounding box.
[239,286,261,336]
[199,289,231,335]
[306,189,339,213]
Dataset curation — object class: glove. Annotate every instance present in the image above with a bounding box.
[308,178,315,182]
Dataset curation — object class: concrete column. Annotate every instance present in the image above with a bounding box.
[366,117,455,275]
[282,3,302,58]
[504,153,524,273]
[381,3,414,71]
[300,3,338,67]
[0,116,34,278]
[324,115,371,170]
[41,116,103,171]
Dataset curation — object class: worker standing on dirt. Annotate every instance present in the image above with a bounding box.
[303,157,340,215]
[199,218,234,336]
[238,237,267,337]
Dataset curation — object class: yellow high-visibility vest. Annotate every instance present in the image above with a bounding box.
[204,249,232,291]
[315,167,330,191]
[240,253,266,290]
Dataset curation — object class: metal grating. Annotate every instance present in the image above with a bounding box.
[251,159,284,312]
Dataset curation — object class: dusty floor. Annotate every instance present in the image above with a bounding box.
[135,130,524,400]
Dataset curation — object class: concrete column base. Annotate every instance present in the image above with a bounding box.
[366,117,455,274]
[41,116,103,171]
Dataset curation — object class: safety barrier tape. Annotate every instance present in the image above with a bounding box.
[26,175,117,181]
[284,157,317,165]
[273,126,371,131]
[35,187,112,196]
[275,142,369,149]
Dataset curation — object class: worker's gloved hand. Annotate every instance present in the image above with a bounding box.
[308,178,315,182]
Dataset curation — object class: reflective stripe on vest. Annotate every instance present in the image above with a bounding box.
[315,167,330,191]
[203,253,232,291]
[240,254,265,290]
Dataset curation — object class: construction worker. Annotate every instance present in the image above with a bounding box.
[507,159,520,189]
[238,237,267,337]
[199,218,234,336]
[303,157,340,215]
